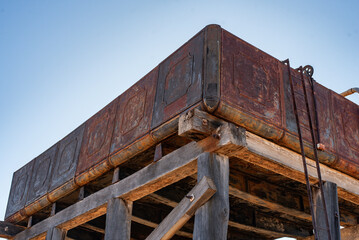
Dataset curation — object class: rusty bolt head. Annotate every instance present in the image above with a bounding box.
[317,143,326,151]
[202,119,208,126]
[212,133,220,140]
[186,194,195,202]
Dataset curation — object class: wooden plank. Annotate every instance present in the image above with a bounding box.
[81,223,105,234]
[0,221,25,239]
[240,132,359,204]
[131,216,192,238]
[193,153,229,240]
[228,186,312,222]
[146,176,216,240]
[14,128,243,240]
[147,192,310,238]
[45,228,66,240]
[105,198,132,240]
[313,181,341,240]
[180,109,359,205]
[179,108,222,141]
[228,221,300,239]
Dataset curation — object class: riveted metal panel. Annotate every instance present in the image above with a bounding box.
[151,30,204,129]
[76,99,117,175]
[332,94,359,174]
[26,144,57,206]
[5,161,34,219]
[49,124,85,192]
[110,68,157,156]
[219,30,283,141]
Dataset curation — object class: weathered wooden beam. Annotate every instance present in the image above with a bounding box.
[81,223,105,234]
[66,227,102,240]
[45,227,66,240]
[131,216,192,238]
[228,221,299,239]
[112,167,120,183]
[105,198,132,240]
[0,221,25,239]
[147,191,311,238]
[313,181,341,240]
[180,109,359,205]
[228,186,312,222]
[193,153,229,240]
[14,127,242,240]
[146,176,216,240]
[179,108,222,141]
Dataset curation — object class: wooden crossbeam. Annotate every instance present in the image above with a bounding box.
[179,109,359,205]
[146,187,310,238]
[0,221,25,238]
[227,221,299,239]
[146,176,216,240]
[228,186,312,222]
[131,216,192,238]
[14,124,242,240]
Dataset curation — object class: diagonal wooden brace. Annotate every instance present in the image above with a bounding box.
[146,176,216,240]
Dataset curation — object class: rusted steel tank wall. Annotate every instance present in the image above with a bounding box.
[215,29,359,178]
[5,28,206,223]
[5,25,359,224]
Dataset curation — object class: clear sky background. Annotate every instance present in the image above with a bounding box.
[0,1,358,238]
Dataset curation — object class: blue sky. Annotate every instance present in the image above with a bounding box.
[0,0,358,237]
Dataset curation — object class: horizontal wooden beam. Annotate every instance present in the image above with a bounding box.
[180,109,359,205]
[227,221,299,239]
[146,176,216,240]
[14,126,242,240]
[228,186,312,222]
[147,189,309,238]
[0,221,26,239]
[131,216,192,238]
[81,223,105,234]
[240,132,359,205]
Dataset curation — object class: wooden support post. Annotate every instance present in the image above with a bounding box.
[146,176,216,240]
[154,143,163,162]
[105,198,132,240]
[112,167,120,183]
[51,203,56,217]
[193,152,229,240]
[27,216,32,228]
[78,186,85,201]
[45,227,66,240]
[313,181,341,240]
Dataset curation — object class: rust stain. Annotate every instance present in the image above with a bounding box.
[151,29,204,129]
[76,98,117,175]
[110,68,157,155]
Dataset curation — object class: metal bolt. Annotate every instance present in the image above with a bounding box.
[212,133,220,139]
[202,119,208,126]
[186,194,195,202]
[317,143,326,151]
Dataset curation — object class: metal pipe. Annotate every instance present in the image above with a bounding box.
[340,87,359,97]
